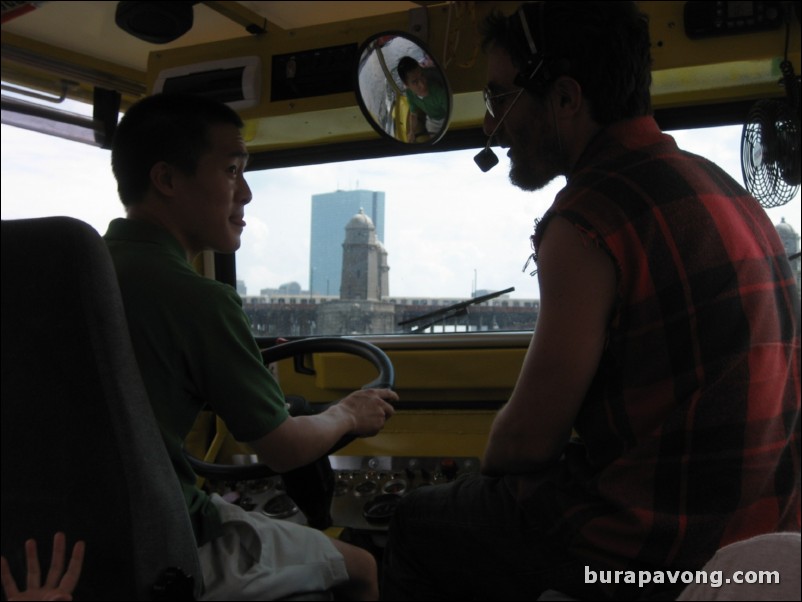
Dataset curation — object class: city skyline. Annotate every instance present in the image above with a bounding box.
[2,123,800,304]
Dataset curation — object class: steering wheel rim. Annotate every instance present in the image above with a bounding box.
[184,337,394,481]
[259,337,394,390]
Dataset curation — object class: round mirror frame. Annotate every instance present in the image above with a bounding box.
[354,31,452,146]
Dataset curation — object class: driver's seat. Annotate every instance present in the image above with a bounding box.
[1,217,201,600]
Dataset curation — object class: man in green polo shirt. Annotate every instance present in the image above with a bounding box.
[104,93,397,601]
[397,56,448,142]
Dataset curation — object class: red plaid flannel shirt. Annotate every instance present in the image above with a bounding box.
[526,116,800,598]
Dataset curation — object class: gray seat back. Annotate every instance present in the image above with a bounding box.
[1,217,202,600]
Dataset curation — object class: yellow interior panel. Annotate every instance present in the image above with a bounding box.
[271,346,527,403]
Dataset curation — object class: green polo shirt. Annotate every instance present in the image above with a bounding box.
[105,218,288,545]
[405,70,448,121]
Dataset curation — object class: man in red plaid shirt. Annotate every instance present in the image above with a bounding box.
[382,2,800,600]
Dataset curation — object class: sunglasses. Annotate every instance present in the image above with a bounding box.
[483,87,523,118]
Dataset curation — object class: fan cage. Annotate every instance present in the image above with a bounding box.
[741,100,801,209]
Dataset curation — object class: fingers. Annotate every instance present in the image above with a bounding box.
[377,398,395,419]
[1,536,84,602]
[341,388,398,435]
[350,388,397,417]
[1,555,21,599]
[371,388,397,418]
[44,533,66,589]
[368,387,399,405]
[24,539,41,592]
[58,541,85,594]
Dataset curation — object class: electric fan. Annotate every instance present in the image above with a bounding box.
[741,60,801,208]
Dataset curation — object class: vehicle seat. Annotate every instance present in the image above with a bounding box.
[675,532,801,601]
[1,217,201,600]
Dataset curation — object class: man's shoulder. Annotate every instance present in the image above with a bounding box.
[105,222,242,309]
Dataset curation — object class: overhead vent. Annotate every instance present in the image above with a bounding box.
[153,56,261,111]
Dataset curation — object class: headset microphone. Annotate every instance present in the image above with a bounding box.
[473,85,525,172]
[474,145,499,172]
[474,3,547,173]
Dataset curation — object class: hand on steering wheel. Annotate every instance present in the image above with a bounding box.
[184,337,396,480]
[329,387,396,438]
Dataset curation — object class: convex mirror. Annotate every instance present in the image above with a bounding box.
[355,31,452,145]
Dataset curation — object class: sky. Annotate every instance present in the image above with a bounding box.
[2,120,800,302]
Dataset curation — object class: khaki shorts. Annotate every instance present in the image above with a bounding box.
[198,494,348,600]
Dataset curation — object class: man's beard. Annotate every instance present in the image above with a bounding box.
[507,110,568,192]
[509,156,563,191]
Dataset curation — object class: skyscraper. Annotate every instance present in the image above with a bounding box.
[309,189,385,296]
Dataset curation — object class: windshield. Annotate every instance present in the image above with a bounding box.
[2,117,800,337]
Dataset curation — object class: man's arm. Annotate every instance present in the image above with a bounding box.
[406,110,425,142]
[482,216,617,475]
[249,388,397,473]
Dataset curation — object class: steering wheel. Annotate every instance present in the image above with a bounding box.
[184,337,394,481]
[260,337,394,390]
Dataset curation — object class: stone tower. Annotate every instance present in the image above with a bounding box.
[318,209,394,334]
[340,209,388,300]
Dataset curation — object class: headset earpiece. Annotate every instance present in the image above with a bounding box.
[512,4,573,96]
[511,2,551,90]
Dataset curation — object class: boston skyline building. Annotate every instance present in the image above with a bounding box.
[309,189,385,296]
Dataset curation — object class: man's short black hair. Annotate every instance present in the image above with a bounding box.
[111,93,244,206]
[397,56,422,85]
[482,1,652,124]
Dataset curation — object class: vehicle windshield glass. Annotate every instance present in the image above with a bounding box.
[3,116,800,337]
